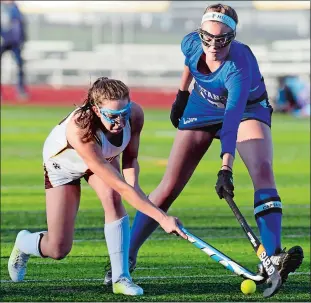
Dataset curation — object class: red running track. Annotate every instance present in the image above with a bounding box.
[1,85,176,108]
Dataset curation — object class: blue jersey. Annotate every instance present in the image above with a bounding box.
[180,31,271,158]
[1,3,25,45]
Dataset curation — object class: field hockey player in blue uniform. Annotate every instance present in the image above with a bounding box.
[104,3,304,291]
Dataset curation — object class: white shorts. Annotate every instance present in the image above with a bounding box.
[43,158,93,189]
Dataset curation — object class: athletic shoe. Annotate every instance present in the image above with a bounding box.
[113,277,143,296]
[257,246,304,284]
[8,230,31,282]
[104,258,136,286]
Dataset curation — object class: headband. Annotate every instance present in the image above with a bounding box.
[201,12,236,31]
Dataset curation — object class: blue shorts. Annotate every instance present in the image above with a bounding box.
[178,89,273,136]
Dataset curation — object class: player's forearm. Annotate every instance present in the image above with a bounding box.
[219,123,239,159]
[122,158,139,187]
[121,185,167,222]
[179,65,193,91]
[220,102,244,158]
[220,93,249,158]
[221,153,234,170]
[123,159,146,196]
[88,160,166,222]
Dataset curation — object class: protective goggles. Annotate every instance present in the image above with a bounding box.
[96,102,132,124]
[197,28,235,49]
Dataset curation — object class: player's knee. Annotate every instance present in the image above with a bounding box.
[104,191,123,212]
[49,242,72,260]
[252,160,274,182]
[111,191,122,205]
[157,179,180,206]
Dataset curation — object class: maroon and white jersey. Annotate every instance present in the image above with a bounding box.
[43,109,131,187]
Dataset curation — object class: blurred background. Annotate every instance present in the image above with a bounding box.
[1,0,310,116]
[1,3,310,300]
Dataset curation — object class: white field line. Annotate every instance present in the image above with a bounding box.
[1,204,310,213]
[7,263,196,269]
[1,272,309,284]
[1,184,310,191]
[1,185,95,191]
[1,233,309,245]
[71,234,309,242]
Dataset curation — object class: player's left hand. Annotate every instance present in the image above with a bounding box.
[215,169,234,199]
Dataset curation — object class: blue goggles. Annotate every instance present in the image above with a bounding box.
[97,102,132,124]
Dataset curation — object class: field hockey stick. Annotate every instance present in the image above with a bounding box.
[180,226,265,282]
[223,192,282,298]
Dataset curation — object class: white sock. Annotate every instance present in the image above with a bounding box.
[17,231,47,257]
[104,215,130,283]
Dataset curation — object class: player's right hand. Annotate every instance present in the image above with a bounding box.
[159,216,188,239]
[170,90,190,128]
[215,169,234,199]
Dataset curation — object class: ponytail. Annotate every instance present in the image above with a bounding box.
[74,97,102,143]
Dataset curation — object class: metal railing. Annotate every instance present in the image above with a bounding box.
[1,6,310,100]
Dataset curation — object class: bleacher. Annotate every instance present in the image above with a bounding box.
[1,39,310,100]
